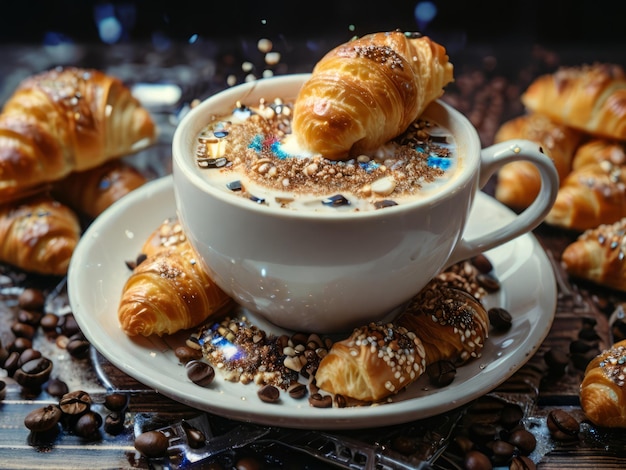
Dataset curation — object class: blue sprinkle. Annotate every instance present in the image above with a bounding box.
[416,146,425,153]
[248,135,263,152]
[427,155,452,170]
[214,130,229,138]
[233,106,252,120]
[271,141,290,159]
[359,161,380,173]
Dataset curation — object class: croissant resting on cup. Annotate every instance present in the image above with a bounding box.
[291,31,454,160]
[118,218,233,336]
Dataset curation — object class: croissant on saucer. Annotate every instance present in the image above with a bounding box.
[291,31,454,160]
[493,113,582,210]
[580,339,626,428]
[315,322,426,402]
[118,218,233,337]
[0,195,81,276]
[0,66,156,201]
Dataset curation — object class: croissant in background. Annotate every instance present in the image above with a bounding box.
[51,160,147,219]
[572,139,626,171]
[493,113,582,210]
[521,63,626,140]
[291,31,454,160]
[0,195,81,276]
[580,339,626,428]
[0,66,156,201]
[118,218,233,337]
[561,218,626,292]
[545,162,626,231]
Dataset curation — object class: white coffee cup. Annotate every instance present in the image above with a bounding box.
[172,74,558,333]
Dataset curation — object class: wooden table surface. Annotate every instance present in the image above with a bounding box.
[1,38,626,469]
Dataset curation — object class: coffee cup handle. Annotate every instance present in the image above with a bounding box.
[446,139,559,266]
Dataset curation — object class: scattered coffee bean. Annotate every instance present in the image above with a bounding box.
[287,382,307,399]
[135,430,170,458]
[104,392,129,411]
[544,348,569,375]
[477,272,500,292]
[40,313,59,333]
[104,412,125,435]
[499,403,524,429]
[334,394,347,408]
[18,288,45,311]
[17,309,43,327]
[59,390,92,416]
[45,378,69,398]
[257,384,280,403]
[0,380,6,400]
[426,360,456,387]
[308,393,332,408]
[11,321,36,339]
[507,428,537,455]
[510,455,536,470]
[471,254,493,273]
[469,422,498,444]
[464,449,492,470]
[73,410,103,439]
[58,313,80,337]
[9,337,32,353]
[181,420,206,448]
[17,348,42,367]
[66,333,91,359]
[547,409,580,441]
[14,357,53,388]
[24,404,62,432]
[186,360,215,387]
[488,307,512,331]
[3,351,20,375]
[174,345,202,364]
[235,456,262,470]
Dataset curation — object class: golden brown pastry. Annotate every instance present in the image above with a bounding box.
[561,218,626,292]
[118,218,233,336]
[521,63,626,140]
[396,280,490,366]
[572,139,626,171]
[291,31,454,160]
[314,322,426,402]
[0,195,81,276]
[580,339,626,428]
[545,162,626,231]
[51,159,147,219]
[0,66,156,201]
[493,113,582,209]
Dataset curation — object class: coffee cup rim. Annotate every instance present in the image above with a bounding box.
[172,73,481,220]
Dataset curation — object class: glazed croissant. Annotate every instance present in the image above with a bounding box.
[493,113,582,210]
[51,160,147,219]
[0,66,156,201]
[572,139,626,171]
[118,218,233,337]
[396,281,490,366]
[545,162,626,231]
[521,63,626,140]
[291,31,454,160]
[580,339,626,428]
[0,195,81,276]
[561,218,626,292]
[314,322,427,402]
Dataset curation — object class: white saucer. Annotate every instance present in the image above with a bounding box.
[68,176,556,430]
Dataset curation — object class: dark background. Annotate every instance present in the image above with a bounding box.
[1,0,625,48]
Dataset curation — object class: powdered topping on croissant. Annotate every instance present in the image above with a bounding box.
[290,31,454,160]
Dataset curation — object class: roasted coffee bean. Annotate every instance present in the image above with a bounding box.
[18,288,45,311]
[66,334,91,359]
[469,422,498,444]
[0,345,9,366]
[547,409,580,441]
[135,430,170,458]
[46,378,69,398]
[287,382,307,399]
[181,420,205,449]
[510,455,536,470]
[14,357,53,388]
[58,313,80,337]
[17,309,43,327]
[104,393,129,411]
[391,435,417,455]
[17,348,42,367]
[489,439,515,464]
[104,411,125,435]
[174,345,202,364]
[186,360,215,387]
[9,337,32,353]
[334,394,347,408]
[507,428,536,455]
[471,254,493,273]
[426,360,456,387]
[0,380,6,400]
[40,313,59,332]
[488,307,512,331]
[257,384,280,403]
[3,351,21,375]
[11,322,36,340]
[73,410,103,439]
[544,348,569,375]
[59,390,92,416]
[309,393,332,408]
[24,404,62,432]
[235,456,262,470]
[499,403,524,429]
[464,450,492,470]
[477,272,500,292]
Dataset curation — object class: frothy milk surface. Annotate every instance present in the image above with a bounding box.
[193,98,459,212]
